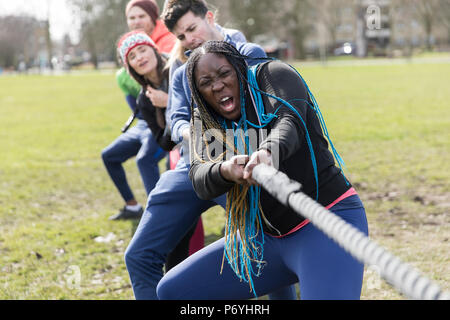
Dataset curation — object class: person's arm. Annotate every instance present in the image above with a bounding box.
[146,86,169,109]
[230,30,247,44]
[117,68,141,112]
[158,125,176,151]
[256,61,310,161]
[218,25,247,44]
[165,60,183,127]
[188,110,235,200]
[167,66,192,144]
[137,91,174,151]
[237,42,267,67]
[137,91,158,131]
[167,44,266,145]
[125,94,138,113]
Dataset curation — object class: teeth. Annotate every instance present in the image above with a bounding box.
[221,97,231,102]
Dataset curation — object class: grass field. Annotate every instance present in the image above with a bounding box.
[0,59,449,300]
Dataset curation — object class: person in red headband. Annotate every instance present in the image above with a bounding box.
[117,30,204,271]
[124,1,205,264]
[103,0,178,222]
[117,31,172,150]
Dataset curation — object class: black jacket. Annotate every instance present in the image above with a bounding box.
[189,60,351,236]
[137,78,176,152]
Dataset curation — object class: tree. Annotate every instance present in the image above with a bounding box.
[315,0,355,52]
[436,0,450,44]
[45,0,53,69]
[411,0,440,50]
[68,0,129,68]
[218,0,280,39]
[0,16,40,68]
[217,0,315,59]
[281,0,314,59]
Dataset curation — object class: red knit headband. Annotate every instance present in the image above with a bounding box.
[117,30,157,67]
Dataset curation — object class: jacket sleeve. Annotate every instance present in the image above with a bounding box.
[167,66,191,144]
[189,110,235,200]
[236,42,267,67]
[165,60,182,127]
[158,126,176,152]
[256,61,311,161]
[125,94,138,113]
[117,68,140,113]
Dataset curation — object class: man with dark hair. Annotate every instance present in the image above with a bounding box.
[162,0,208,31]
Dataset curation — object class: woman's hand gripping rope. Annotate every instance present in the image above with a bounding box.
[220,155,249,185]
[220,150,273,186]
[243,149,273,185]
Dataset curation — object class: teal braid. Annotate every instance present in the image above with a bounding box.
[221,79,266,297]
[223,60,348,296]
[284,67,349,184]
[186,40,348,298]
[245,62,350,202]
[247,64,320,200]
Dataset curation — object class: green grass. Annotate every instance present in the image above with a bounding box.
[0,61,449,300]
[298,63,450,186]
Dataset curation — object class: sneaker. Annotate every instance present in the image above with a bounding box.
[109,206,144,221]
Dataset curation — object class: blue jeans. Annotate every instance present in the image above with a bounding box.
[101,120,165,201]
[124,157,297,300]
[157,195,369,300]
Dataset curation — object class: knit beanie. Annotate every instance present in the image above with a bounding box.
[117,30,157,67]
[126,0,159,25]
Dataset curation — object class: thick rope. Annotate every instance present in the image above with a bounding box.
[252,164,449,300]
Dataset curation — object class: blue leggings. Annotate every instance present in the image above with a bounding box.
[157,194,369,300]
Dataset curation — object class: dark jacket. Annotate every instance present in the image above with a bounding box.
[189,60,351,236]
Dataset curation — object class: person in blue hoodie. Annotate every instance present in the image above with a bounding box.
[124,0,297,300]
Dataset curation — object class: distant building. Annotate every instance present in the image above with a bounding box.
[0,15,51,69]
[356,0,391,57]
[303,0,448,59]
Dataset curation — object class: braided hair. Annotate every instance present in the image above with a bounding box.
[187,40,350,296]
[187,41,270,295]
[186,40,250,153]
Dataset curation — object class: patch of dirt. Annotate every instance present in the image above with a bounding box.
[358,182,450,299]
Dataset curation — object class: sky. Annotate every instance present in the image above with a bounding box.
[0,0,79,42]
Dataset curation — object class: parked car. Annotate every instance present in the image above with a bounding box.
[253,34,290,59]
[333,42,355,56]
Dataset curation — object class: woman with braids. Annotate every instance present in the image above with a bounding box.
[117,30,205,272]
[124,0,295,300]
[156,41,369,300]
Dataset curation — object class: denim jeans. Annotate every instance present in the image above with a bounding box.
[101,120,166,201]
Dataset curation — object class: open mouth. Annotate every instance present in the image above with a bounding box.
[219,96,235,112]
[139,61,148,68]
